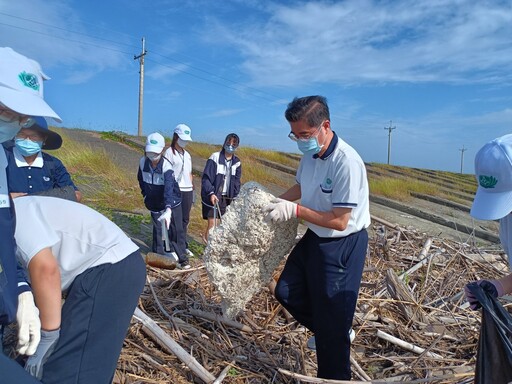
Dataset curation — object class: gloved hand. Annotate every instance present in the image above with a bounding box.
[464,279,504,310]
[263,198,298,223]
[16,291,41,356]
[158,208,172,230]
[25,329,60,379]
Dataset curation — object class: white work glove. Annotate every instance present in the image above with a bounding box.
[263,198,298,223]
[25,329,60,379]
[158,208,172,230]
[16,291,41,356]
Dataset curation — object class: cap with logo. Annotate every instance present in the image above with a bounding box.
[174,124,192,141]
[470,134,512,220]
[0,47,61,122]
[145,132,165,153]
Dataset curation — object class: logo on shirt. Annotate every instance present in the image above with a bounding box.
[18,71,40,91]
[43,176,50,182]
[320,177,333,193]
[479,175,497,189]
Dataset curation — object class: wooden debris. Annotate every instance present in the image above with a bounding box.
[113,223,509,383]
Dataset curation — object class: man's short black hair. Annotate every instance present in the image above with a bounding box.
[285,95,330,127]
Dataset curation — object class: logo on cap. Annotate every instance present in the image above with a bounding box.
[150,139,158,144]
[184,130,190,134]
[479,175,498,189]
[18,71,40,91]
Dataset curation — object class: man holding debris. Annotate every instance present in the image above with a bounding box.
[465,134,512,308]
[0,46,61,383]
[263,95,370,380]
[13,195,146,382]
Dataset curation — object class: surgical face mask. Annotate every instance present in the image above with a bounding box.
[146,152,161,162]
[15,138,43,156]
[297,136,323,155]
[224,144,236,154]
[0,120,21,143]
[177,138,188,148]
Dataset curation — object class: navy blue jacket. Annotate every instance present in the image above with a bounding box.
[137,155,181,212]
[5,147,78,194]
[201,150,241,205]
[1,147,30,325]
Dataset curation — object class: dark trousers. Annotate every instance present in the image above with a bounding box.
[41,251,146,384]
[150,207,187,263]
[275,229,368,380]
[180,190,193,248]
[0,352,41,384]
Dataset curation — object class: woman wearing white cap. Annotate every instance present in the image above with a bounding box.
[163,124,195,257]
[137,132,190,268]
[465,134,512,309]
[0,46,60,383]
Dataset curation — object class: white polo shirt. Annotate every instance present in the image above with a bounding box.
[13,196,139,291]
[163,148,193,192]
[297,133,370,238]
[499,213,512,268]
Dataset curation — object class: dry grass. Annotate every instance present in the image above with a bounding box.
[369,178,439,201]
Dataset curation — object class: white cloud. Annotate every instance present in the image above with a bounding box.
[209,0,512,87]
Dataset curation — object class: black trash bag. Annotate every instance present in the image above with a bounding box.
[467,282,512,384]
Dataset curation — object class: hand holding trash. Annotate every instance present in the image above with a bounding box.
[263,198,298,223]
[158,208,172,230]
[465,279,504,310]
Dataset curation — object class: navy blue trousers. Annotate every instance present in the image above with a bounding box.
[275,229,368,380]
[41,251,146,384]
[0,352,41,383]
[150,207,187,263]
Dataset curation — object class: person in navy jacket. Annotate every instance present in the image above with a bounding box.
[200,133,241,242]
[5,116,82,202]
[0,46,62,383]
[137,132,189,268]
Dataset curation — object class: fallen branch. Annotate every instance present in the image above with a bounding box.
[189,308,254,333]
[133,307,216,384]
[376,330,443,359]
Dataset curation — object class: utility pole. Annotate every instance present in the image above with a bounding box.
[384,120,396,165]
[459,145,467,174]
[134,37,147,137]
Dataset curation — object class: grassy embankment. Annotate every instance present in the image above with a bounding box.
[51,128,476,253]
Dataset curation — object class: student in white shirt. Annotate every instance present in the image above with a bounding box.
[14,196,146,382]
[164,124,195,257]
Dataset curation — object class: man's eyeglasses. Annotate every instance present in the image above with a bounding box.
[0,104,36,129]
[288,121,324,142]
[16,131,45,142]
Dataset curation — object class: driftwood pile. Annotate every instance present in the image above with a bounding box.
[114,216,510,383]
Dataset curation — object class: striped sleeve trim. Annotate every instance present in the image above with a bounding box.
[333,202,357,208]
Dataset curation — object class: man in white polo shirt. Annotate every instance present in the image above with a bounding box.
[13,195,146,382]
[264,95,370,380]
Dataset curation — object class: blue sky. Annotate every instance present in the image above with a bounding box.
[1,0,512,173]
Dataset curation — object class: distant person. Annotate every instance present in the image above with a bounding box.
[13,195,146,382]
[465,134,512,308]
[0,46,60,383]
[137,132,190,268]
[163,124,195,257]
[200,133,241,243]
[5,116,82,202]
[263,96,370,380]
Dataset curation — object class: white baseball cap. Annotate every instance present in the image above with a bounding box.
[470,134,512,220]
[145,132,165,153]
[0,47,61,122]
[174,124,192,141]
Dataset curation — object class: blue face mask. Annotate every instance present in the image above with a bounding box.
[0,121,21,143]
[15,138,43,156]
[297,137,323,155]
[224,144,236,154]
